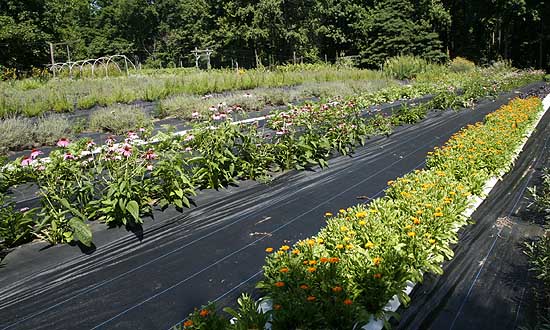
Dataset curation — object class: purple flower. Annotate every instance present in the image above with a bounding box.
[184,134,194,142]
[30,149,43,159]
[21,156,32,166]
[119,144,132,158]
[146,164,154,171]
[127,131,139,140]
[144,149,157,160]
[86,140,96,149]
[191,111,200,119]
[64,152,75,160]
[57,138,70,148]
[106,136,116,145]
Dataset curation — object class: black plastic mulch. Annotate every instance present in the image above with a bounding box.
[394,93,550,330]
[0,85,546,330]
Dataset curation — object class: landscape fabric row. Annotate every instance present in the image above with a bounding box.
[0,84,547,330]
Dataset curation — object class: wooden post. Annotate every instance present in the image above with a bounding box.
[293,51,296,65]
[206,49,212,70]
[48,42,55,66]
[324,54,327,64]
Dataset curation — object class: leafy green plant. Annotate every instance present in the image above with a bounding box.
[529,168,550,220]
[383,55,430,80]
[89,105,150,135]
[223,294,271,330]
[0,194,36,248]
[449,57,475,73]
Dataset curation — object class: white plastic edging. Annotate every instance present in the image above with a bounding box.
[360,91,550,330]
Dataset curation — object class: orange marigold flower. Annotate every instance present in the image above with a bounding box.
[373,257,382,266]
[412,217,421,225]
[332,286,343,293]
[280,267,289,273]
[265,247,274,253]
[408,231,416,237]
[183,320,193,327]
[274,281,285,287]
[274,304,282,310]
[346,244,354,249]
[320,257,329,263]
[303,260,309,265]
[199,309,209,317]
[373,273,382,279]
[308,260,317,265]
[307,239,316,246]
[300,284,309,290]
[280,245,290,251]
[292,249,300,255]
[307,296,316,301]
[387,180,395,185]
[307,267,317,273]
[343,299,353,305]
[329,257,340,263]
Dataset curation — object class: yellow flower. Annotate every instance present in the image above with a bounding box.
[429,239,436,244]
[372,257,382,266]
[340,226,348,232]
[307,267,317,273]
[277,251,284,255]
[411,217,421,224]
[280,245,290,251]
[359,220,367,225]
[346,244,354,249]
[325,212,333,217]
[307,239,315,246]
[407,231,416,237]
[387,180,395,185]
[317,238,324,244]
[416,210,423,215]
[336,244,344,249]
[339,209,346,214]
[365,242,375,249]
[356,211,367,218]
[292,249,300,255]
[434,212,444,217]
[265,247,274,253]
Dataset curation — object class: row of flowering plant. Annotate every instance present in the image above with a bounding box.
[0,69,543,250]
[177,96,544,329]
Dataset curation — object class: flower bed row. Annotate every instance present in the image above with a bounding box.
[0,71,544,252]
[176,96,545,330]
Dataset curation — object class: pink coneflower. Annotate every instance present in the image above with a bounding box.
[30,149,43,159]
[64,152,75,160]
[212,114,221,120]
[139,127,146,132]
[106,136,116,145]
[37,165,46,171]
[21,156,32,166]
[19,207,30,212]
[144,149,157,160]
[146,164,153,171]
[119,144,132,158]
[191,111,200,119]
[86,140,96,149]
[127,131,139,140]
[57,138,70,148]
[184,134,194,142]
[208,106,217,112]
[185,147,193,152]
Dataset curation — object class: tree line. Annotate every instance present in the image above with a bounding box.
[0,0,548,70]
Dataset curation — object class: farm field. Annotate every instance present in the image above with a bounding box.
[0,81,547,330]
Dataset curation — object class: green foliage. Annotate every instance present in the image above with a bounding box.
[223,294,271,330]
[0,194,36,248]
[449,57,476,73]
[529,168,550,220]
[89,105,150,135]
[383,55,431,80]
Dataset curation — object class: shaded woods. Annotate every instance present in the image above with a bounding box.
[0,0,549,70]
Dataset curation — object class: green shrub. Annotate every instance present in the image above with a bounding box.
[34,115,72,146]
[0,115,72,153]
[383,55,429,80]
[89,105,150,134]
[449,57,476,73]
